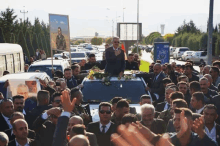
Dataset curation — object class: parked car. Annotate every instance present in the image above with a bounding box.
[173,47,190,60]
[182,51,195,61]
[0,72,51,98]
[190,51,207,64]
[169,47,176,56]
[28,59,70,78]
[64,52,87,63]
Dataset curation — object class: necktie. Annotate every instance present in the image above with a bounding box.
[102,125,106,133]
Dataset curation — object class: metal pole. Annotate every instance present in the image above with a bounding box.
[137,0,139,54]
[207,0,214,65]
[123,9,124,22]
[20,6,28,23]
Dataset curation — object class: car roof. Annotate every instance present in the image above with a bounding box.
[0,72,49,82]
[30,60,68,66]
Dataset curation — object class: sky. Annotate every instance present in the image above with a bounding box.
[1,0,220,37]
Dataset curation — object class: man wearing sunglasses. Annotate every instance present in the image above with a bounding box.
[105,37,125,77]
[51,92,62,107]
[87,102,116,146]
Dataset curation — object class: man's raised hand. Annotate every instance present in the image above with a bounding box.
[61,90,76,112]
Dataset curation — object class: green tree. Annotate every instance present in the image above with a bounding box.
[32,33,39,51]
[105,37,112,45]
[163,34,174,44]
[0,27,5,43]
[25,31,35,57]
[199,33,208,50]
[154,37,165,43]
[10,33,15,43]
[214,25,218,33]
[91,37,103,45]
[17,31,30,58]
[38,34,44,51]
[145,32,161,45]
[215,35,220,55]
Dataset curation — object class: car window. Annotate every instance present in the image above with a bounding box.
[28,65,62,78]
[82,80,146,103]
[201,52,207,56]
[180,48,189,51]
[71,53,85,58]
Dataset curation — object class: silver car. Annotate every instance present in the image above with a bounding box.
[173,47,189,60]
[190,51,207,64]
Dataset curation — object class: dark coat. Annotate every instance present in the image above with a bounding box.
[85,62,101,70]
[0,113,10,132]
[8,138,39,146]
[87,121,117,146]
[86,132,98,146]
[105,47,125,76]
[141,119,166,134]
[5,129,36,142]
[155,102,166,112]
[125,60,139,70]
[216,124,220,146]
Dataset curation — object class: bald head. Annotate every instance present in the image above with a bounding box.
[12,119,28,130]
[67,116,83,133]
[69,135,90,146]
[0,132,8,145]
[204,74,212,83]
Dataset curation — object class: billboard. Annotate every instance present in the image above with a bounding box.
[153,42,170,64]
[117,23,142,41]
[49,14,70,51]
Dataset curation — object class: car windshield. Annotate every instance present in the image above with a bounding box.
[81,79,147,103]
[187,52,193,54]
[28,65,62,78]
[180,48,189,51]
[71,53,85,58]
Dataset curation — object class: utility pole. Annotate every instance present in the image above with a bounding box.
[20,6,28,23]
[137,0,139,53]
[207,0,214,65]
[123,8,126,22]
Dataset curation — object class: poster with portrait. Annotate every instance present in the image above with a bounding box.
[7,79,41,99]
[49,14,70,51]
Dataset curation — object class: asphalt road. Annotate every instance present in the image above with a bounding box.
[141,50,200,72]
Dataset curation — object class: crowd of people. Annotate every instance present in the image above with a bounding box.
[0,37,220,146]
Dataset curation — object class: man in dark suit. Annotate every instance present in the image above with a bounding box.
[85,54,100,70]
[105,37,125,76]
[26,90,52,130]
[184,63,199,82]
[8,119,38,146]
[12,95,27,117]
[140,103,166,134]
[203,104,220,145]
[203,74,219,92]
[4,112,35,142]
[0,99,14,132]
[87,102,117,146]
[64,68,78,89]
[125,53,139,70]
[190,92,205,115]
[177,81,191,106]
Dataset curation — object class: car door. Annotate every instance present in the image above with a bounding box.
[195,52,201,62]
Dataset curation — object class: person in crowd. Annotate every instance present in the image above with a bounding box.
[26,90,52,129]
[41,50,46,60]
[105,37,125,76]
[203,65,211,75]
[24,64,29,72]
[71,64,81,84]
[213,61,220,69]
[28,57,34,65]
[67,116,98,146]
[100,51,107,70]
[186,60,199,74]
[203,104,220,145]
[69,135,90,146]
[175,64,182,73]
[166,99,188,132]
[0,132,9,146]
[210,66,220,87]
[189,81,201,96]
[87,102,116,146]
[204,74,219,92]
[121,113,138,127]
[162,78,172,88]
[12,95,26,115]
[190,92,205,114]
[54,70,64,78]
[79,59,86,71]
[199,77,218,102]
[125,53,139,70]
[111,99,130,127]
[178,75,189,84]
[69,124,86,137]
[48,80,56,89]
[4,112,35,142]
[177,81,191,106]
[140,103,166,134]
[8,119,38,146]
[134,53,140,65]
[170,108,217,145]
[166,64,178,84]
[51,92,62,107]
[162,64,167,74]
[149,62,155,73]
[157,91,184,125]
[85,54,100,70]
[35,49,41,60]
[156,85,177,112]
[64,68,78,89]
[70,88,91,125]
[55,78,67,92]
[184,63,199,82]
[0,99,14,132]
[110,97,123,112]
[3,70,9,76]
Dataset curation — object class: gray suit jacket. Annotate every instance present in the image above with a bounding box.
[52,116,69,146]
[86,132,98,146]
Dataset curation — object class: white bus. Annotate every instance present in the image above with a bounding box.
[0,43,24,77]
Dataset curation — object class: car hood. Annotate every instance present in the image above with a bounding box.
[86,104,141,122]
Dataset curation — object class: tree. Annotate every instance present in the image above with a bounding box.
[91,37,103,45]
[32,33,39,51]
[10,33,15,43]
[154,37,165,43]
[163,34,174,45]
[199,33,208,50]
[215,35,220,55]
[145,32,161,45]
[105,37,112,45]
[17,31,30,58]
[0,27,5,43]
[214,25,218,33]
[25,31,35,57]
[38,34,44,51]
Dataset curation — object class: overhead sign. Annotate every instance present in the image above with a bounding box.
[153,42,170,64]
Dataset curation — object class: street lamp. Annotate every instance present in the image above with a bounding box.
[123,7,126,22]
[106,16,114,38]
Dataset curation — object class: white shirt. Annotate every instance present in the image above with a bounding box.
[2,113,12,129]
[23,109,26,115]
[196,106,204,114]
[99,122,111,133]
[163,102,170,111]
[15,138,30,146]
[113,47,119,51]
[205,123,216,142]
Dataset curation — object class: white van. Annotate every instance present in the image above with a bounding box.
[0,43,24,77]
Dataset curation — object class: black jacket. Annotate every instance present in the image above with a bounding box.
[141,119,166,134]
[87,121,117,146]
[8,138,39,146]
[85,62,101,70]
[0,113,10,132]
[155,102,166,112]
[125,60,139,70]
[188,74,199,82]
[5,129,35,142]
[105,47,125,76]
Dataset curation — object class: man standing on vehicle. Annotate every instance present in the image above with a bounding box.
[56,27,66,50]
[64,68,78,89]
[105,37,125,77]
[125,53,139,70]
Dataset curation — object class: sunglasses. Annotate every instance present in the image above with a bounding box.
[100,110,111,114]
[114,41,119,43]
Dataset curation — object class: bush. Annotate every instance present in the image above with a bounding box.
[154,37,165,43]
[132,47,142,56]
[91,37,103,45]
